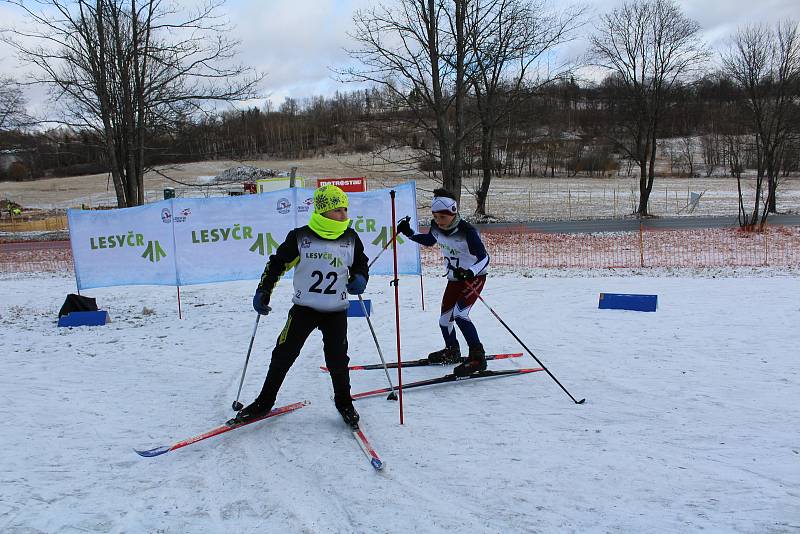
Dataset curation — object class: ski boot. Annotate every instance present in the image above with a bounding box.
[427,345,462,365]
[453,343,487,377]
[229,399,274,425]
[336,401,360,428]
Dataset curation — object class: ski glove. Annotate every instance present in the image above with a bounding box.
[252,288,272,315]
[452,267,475,281]
[396,216,414,237]
[346,274,367,295]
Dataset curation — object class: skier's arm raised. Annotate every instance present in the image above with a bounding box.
[397,216,437,246]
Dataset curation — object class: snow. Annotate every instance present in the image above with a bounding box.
[1,269,799,533]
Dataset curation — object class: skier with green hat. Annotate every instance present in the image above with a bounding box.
[234,184,369,427]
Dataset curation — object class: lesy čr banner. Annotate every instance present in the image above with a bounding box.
[68,182,419,290]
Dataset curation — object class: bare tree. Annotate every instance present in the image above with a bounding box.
[0,76,33,130]
[721,20,800,226]
[343,0,472,201]
[590,0,708,216]
[4,0,261,207]
[679,135,696,177]
[467,0,584,216]
[781,134,800,177]
[701,132,721,177]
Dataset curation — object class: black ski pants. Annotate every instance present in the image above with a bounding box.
[254,304,352,408]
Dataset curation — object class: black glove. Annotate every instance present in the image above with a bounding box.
[396,216,414,237]
[346,274,367,295]
[252,288,271,315]
[452,267,475,281]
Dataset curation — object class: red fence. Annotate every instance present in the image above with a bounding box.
[0,245,74,273]
[419,225,800,269]
[2,225,799,275]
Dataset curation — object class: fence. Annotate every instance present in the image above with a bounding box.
[0,215,68,233]
[431,175,800,221]
[419,225,800,270]
[0,244,73,273]
[2,225,799,276]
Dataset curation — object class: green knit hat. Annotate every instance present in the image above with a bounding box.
[313,184,349,214]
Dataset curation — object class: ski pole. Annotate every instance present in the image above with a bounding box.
[368,216,408,269]
[232,313,262,411]
[461,277,585,405]
[357,294,398,400]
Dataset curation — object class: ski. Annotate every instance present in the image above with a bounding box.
[320,353,523,372]
[349,422,384,471]
[351,368,544,400]
[134,401,309,457]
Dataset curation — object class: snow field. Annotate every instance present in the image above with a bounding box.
[0,270,798,533]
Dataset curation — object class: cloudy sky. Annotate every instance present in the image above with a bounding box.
[1,0,798,117]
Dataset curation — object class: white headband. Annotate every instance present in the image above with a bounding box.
[431,196,457,214]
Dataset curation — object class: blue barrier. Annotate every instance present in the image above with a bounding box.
[348,299,371,317]
[58,311,110,327]
[598,293,657,312]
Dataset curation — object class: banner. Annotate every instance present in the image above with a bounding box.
[256,177,306,193]
[68,182,420,290]
[68,202,177,289]
[335,183,418,275]
[172,193,285,285]
[316,177,367,192]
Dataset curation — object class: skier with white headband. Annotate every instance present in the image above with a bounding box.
[396,188,490,376]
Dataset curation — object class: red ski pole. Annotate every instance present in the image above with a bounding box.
[390,190,404,424]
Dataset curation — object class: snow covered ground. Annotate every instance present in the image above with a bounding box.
[1,269,798,533]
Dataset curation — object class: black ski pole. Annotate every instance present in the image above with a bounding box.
[232,313,263,411]
[357,294,398,400]
[462,278,585,404]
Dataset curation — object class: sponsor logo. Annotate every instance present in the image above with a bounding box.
[175,207,191,223]
[277,198,291,214]
[305,251,346,266]
[305,251,335,260]
[161,208,172,223]
[297,197,313,213]
[316,177,366,192]
[142,240,167,262]
[300,237,312,249]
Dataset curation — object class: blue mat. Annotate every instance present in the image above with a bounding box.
[599,293,657,312]
[58,310,110,327]
[348,299,372,317]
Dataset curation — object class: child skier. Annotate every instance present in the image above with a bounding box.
[234,184,369,427]
[396,188,490,377]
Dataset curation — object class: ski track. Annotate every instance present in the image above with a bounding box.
[1,271,799,532]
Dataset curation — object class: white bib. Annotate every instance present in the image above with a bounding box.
[431,228,488,281]
[292,230,356,311]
